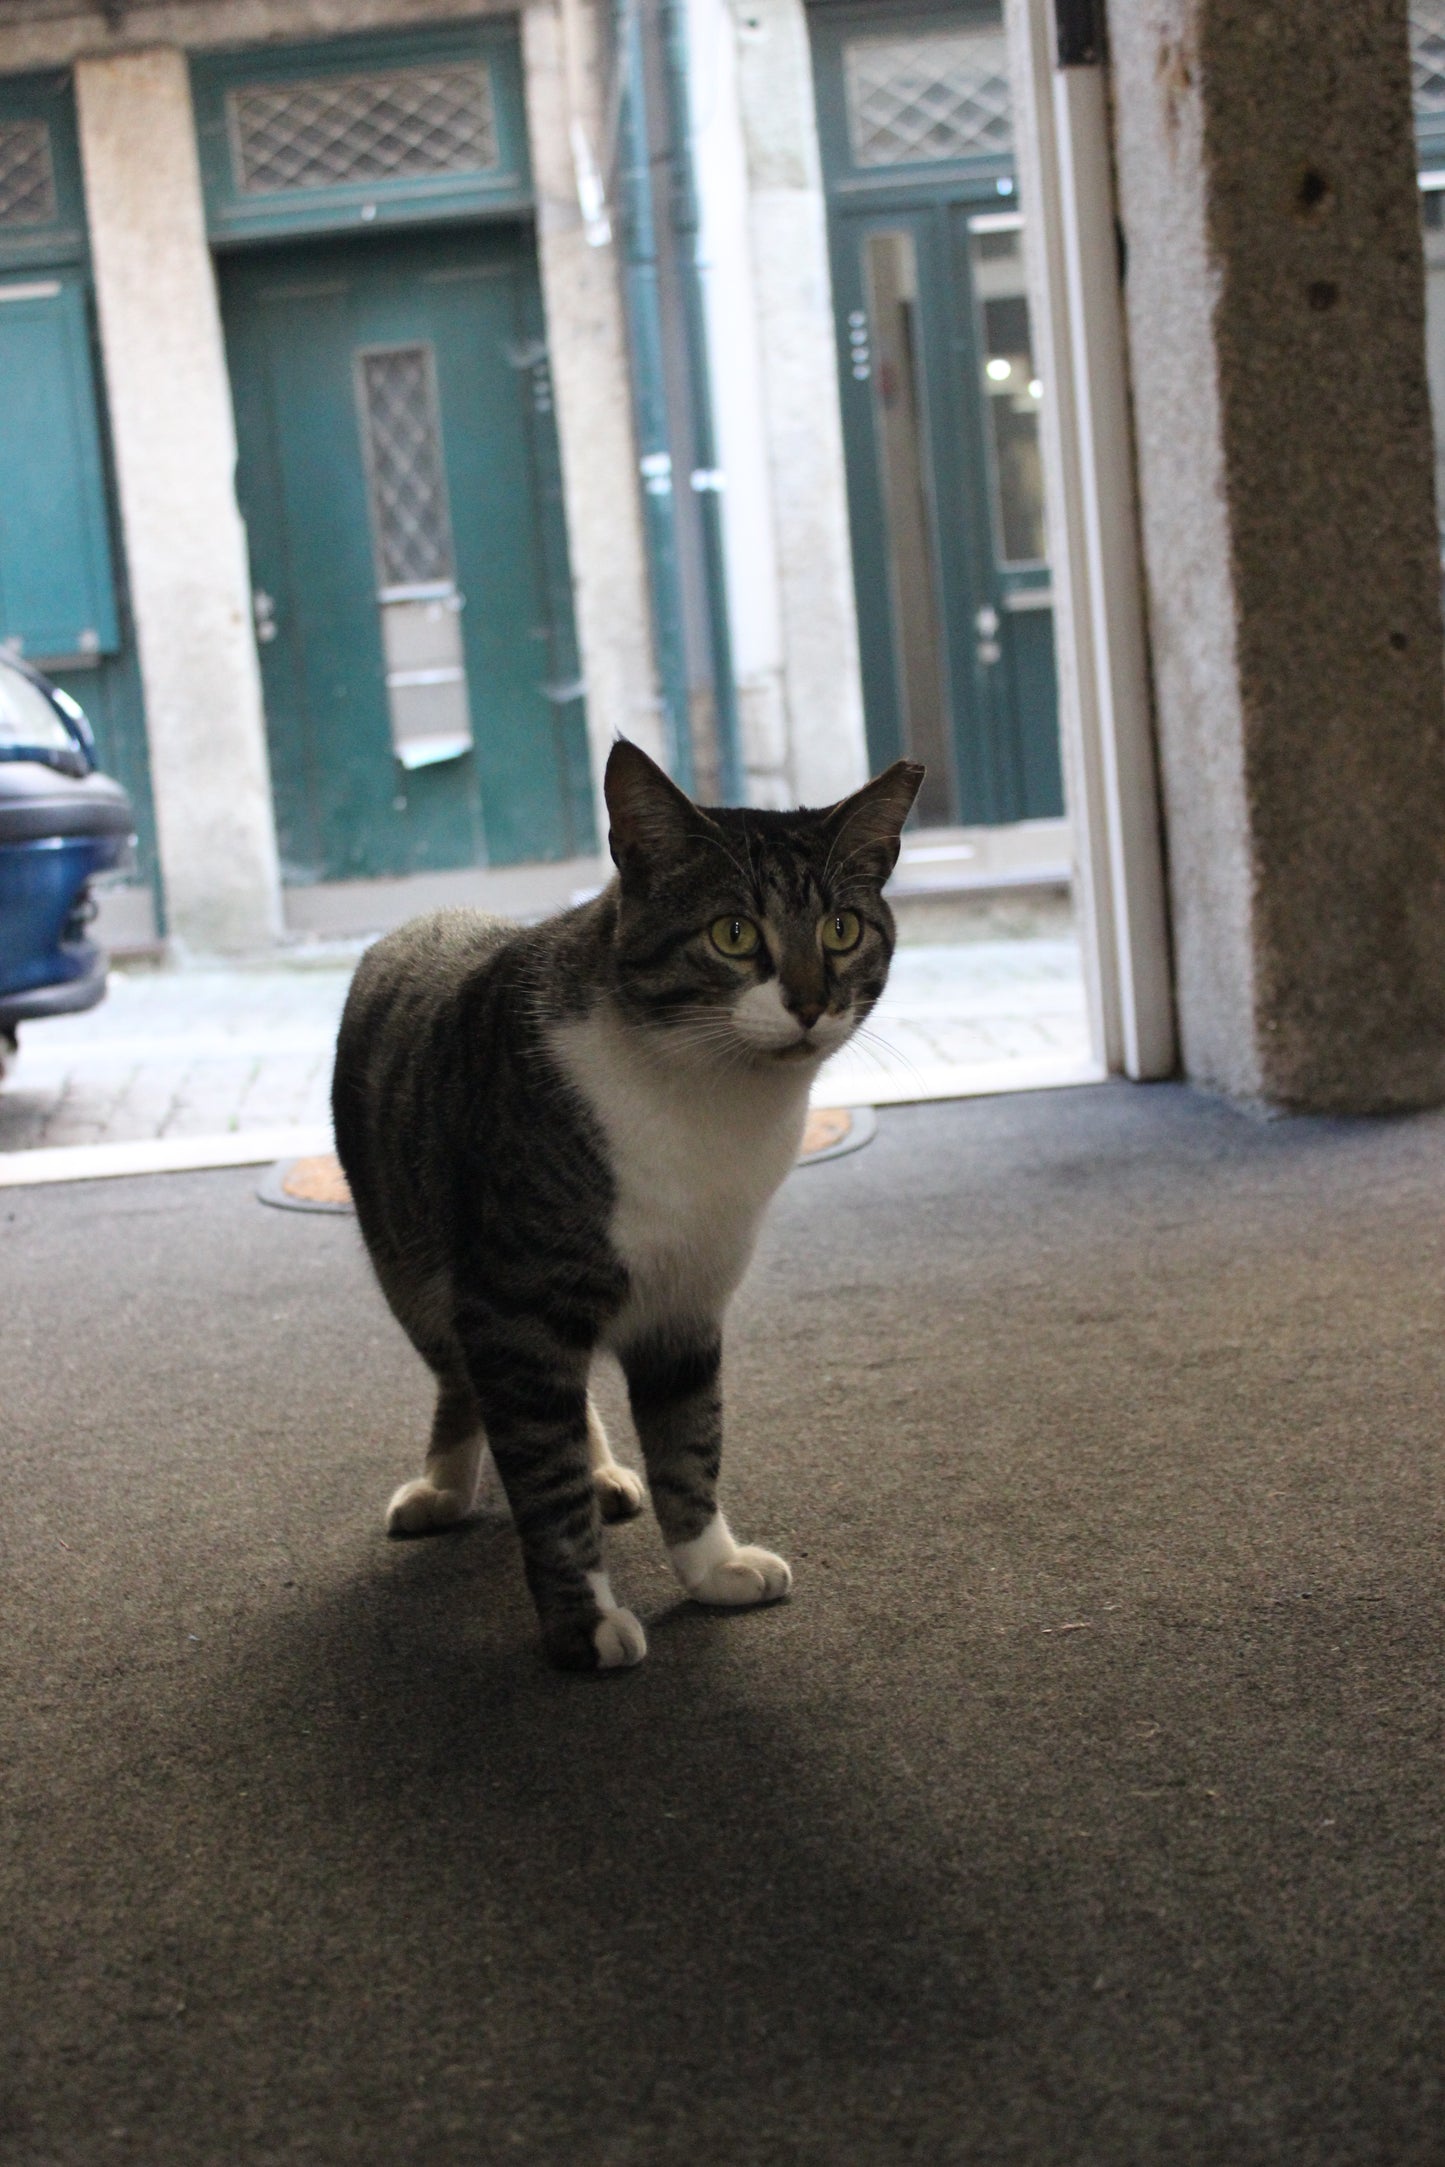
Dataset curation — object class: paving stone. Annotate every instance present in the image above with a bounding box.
[0,935,1096,1154]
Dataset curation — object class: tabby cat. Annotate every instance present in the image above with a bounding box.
[332,739,922,1672]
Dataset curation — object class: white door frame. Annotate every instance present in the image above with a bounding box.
[1006,0,1176,1079]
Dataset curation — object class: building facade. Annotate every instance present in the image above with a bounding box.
[4,0,1442,962]
[0,0,1079,949]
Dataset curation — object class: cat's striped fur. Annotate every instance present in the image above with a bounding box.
[332,739,922,1672]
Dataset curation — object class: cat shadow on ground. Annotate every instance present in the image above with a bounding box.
[154,1507,1011,2152]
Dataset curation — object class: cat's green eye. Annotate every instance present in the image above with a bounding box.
[821,910,863,954]
[710,915,760,959]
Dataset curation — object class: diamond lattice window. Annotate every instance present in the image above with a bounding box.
[357,346,456,591]
[1412,2,1445,119]
[0,120,57,227]
[228,64,497,196]
[844,30,1012,168]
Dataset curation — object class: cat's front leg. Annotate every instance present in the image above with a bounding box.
[621,1330,792,1609]
[465,1334,646,1673]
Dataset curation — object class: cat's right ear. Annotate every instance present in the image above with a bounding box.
[604,738,714,874]
[823,759,926,880]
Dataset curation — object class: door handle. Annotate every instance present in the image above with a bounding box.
[253,589,277,644]
[975,602,1000,665]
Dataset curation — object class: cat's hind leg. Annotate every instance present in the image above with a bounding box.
[586,1394,646,1524]
[386,1369,487,1536]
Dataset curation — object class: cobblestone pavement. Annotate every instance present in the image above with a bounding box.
[0,963,351,1153]
[0,931,1096,1159]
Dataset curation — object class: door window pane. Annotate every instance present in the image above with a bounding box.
[356,343,456,590]
[864,229,953,824]
[356,343,472,768]
[1411,2,1445,121]
[0,120,56,226]
[1419,189,1445,558]
[968,219,1047,566]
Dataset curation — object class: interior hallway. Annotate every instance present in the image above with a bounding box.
[4,1083,1442,2164]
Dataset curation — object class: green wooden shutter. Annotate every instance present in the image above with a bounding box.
[0,270,119,662]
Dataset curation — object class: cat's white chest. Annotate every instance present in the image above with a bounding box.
[548,1007,810,1345]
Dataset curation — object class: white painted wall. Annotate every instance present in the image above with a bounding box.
[686,0,790,804]
[522,0,665,849]
[727,0,869,806]
[75,47,282,955]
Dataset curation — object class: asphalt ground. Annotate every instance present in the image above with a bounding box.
[3,1084,1444,2165]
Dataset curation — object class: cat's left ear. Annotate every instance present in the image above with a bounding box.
[604,737,718,873]
[823,761,925,880]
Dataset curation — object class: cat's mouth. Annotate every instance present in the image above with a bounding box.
[773,1038,825,1063]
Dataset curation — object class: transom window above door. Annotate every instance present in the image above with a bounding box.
[228,64,497,196]
[844,27,1013,169]
[191,27,531,244]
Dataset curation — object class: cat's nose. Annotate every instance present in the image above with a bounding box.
[788,998,826,1031]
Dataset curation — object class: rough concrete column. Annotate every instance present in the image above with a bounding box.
[1108,0,1445,1110]
[75,47,281,955]
[732,0,869,805]
[521,0,666,841]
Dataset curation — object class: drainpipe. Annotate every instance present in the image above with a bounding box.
[613,0,694,789]
[657,0,744,803]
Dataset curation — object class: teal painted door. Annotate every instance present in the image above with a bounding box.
[833,200,1063,827]
[0,271,119,663]
[220,225,592,882]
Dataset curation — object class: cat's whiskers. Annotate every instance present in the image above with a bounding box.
[822,831,891,886]
[848,1018,924,1084]
[655,1009,766,1074]
[663,1002,825,1076]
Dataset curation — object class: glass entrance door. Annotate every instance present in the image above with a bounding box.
[834,198,1062,827]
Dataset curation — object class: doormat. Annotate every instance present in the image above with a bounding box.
[258,1106,877,1215]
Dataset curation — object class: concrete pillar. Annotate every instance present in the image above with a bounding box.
[521,0,667,843]
[731,0,870,806]
[74,47,281,955]
[1107,0,1445,1111]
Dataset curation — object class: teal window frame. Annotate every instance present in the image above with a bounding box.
[190,24,533,247]
[808,0,1016,201]
[0,69,87,275]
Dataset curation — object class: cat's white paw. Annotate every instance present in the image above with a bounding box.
[669,1514,793,1608]
[385,1478,472,1536]
[594,1461,647,1523]
[593,1607,648,1668]
[688,1544,792,1608]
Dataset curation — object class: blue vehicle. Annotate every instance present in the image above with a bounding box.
[0,649,134,1079]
